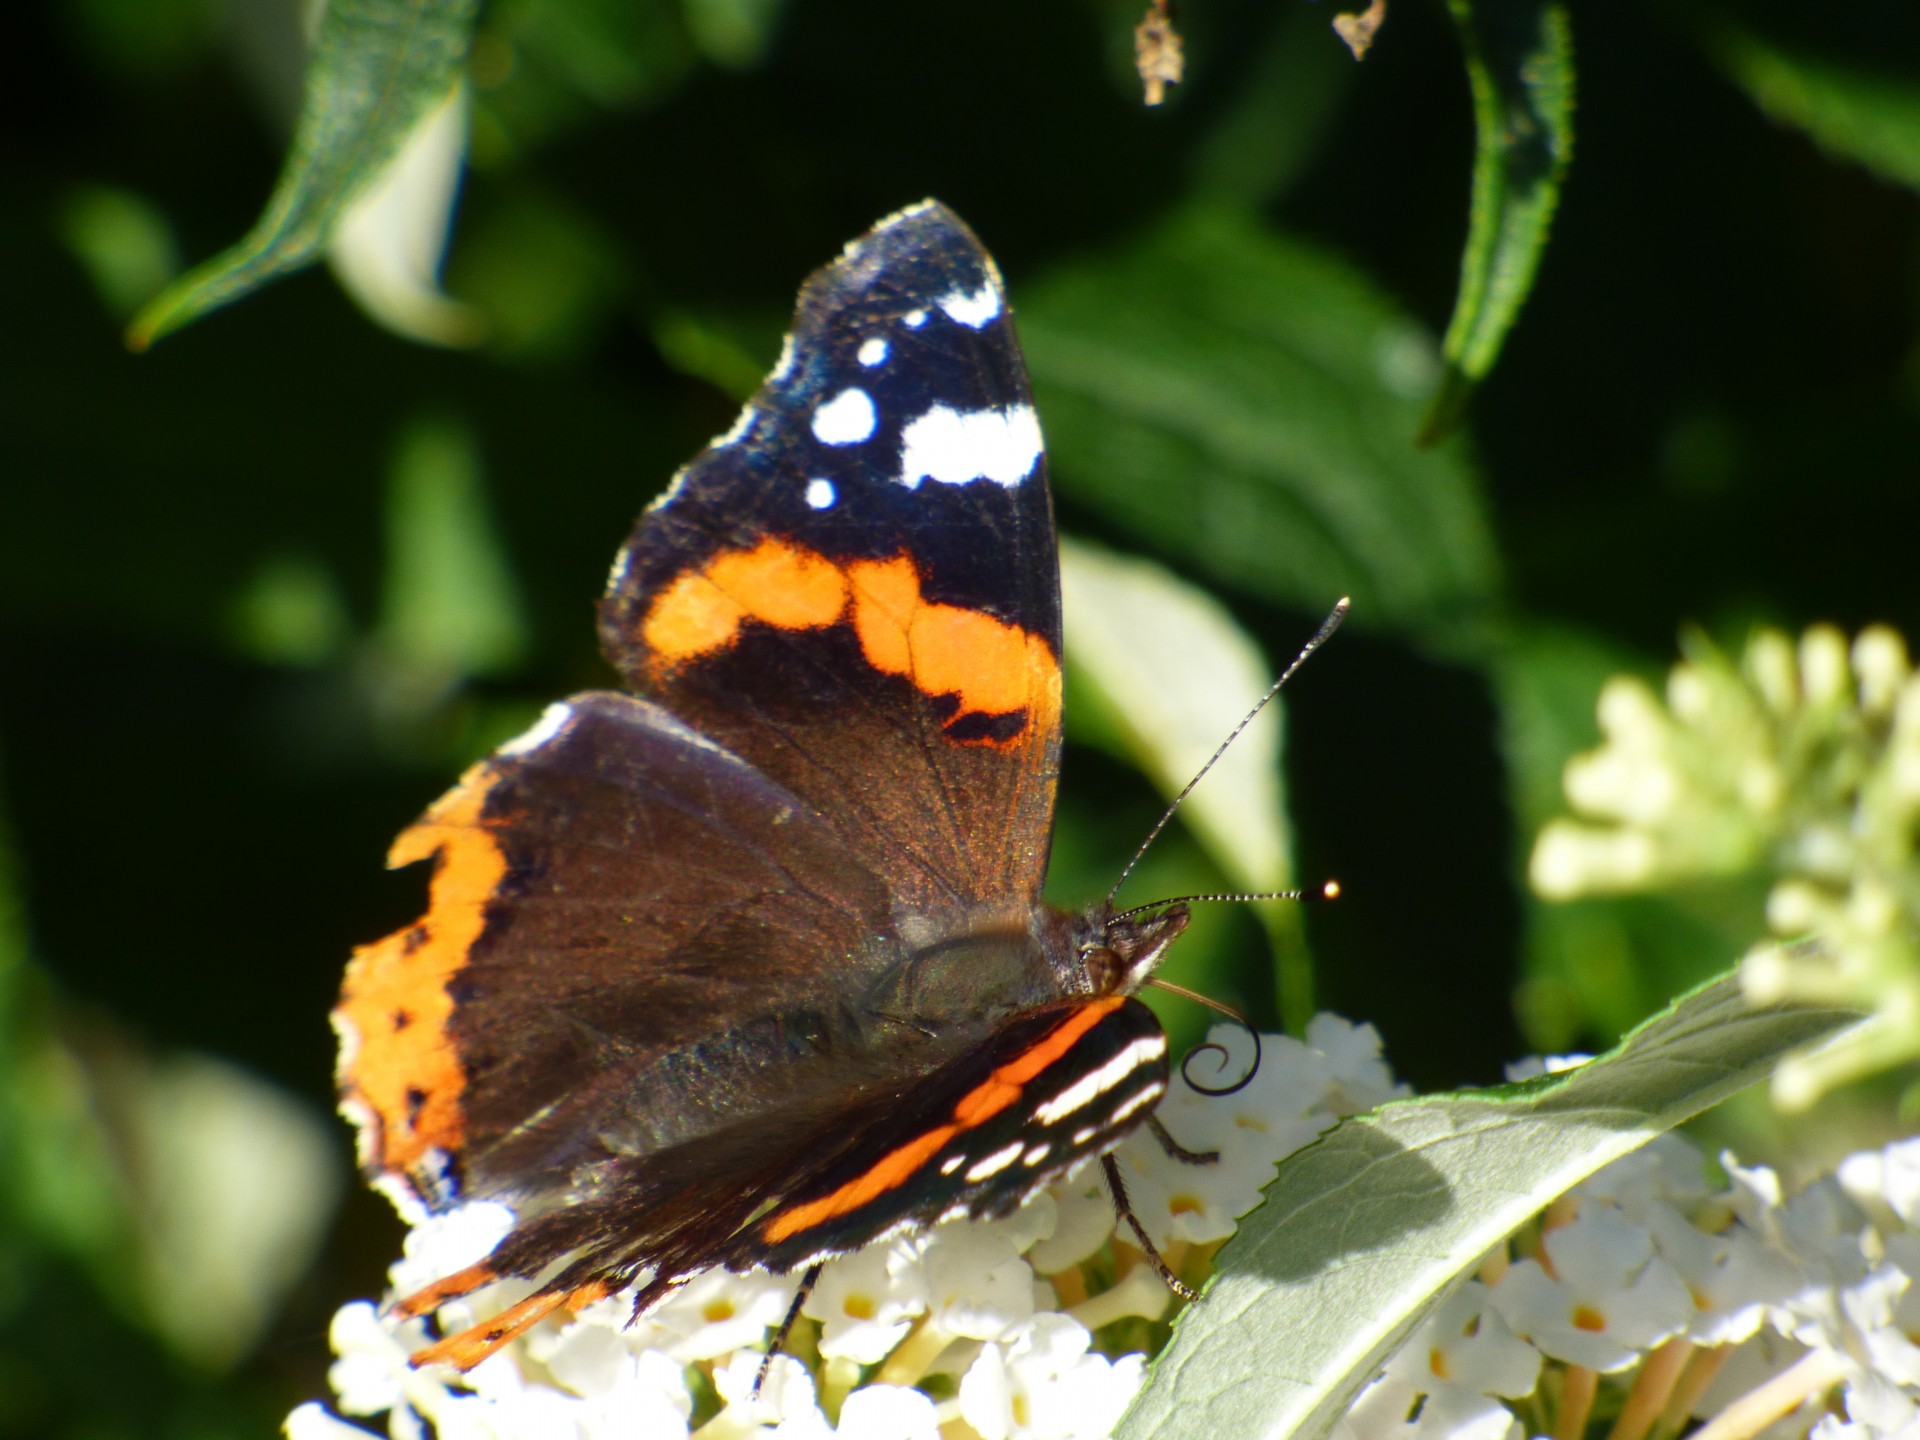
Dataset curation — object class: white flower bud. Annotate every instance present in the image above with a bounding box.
[1801,625,1850,709]
[1747,629,1799,715]
[1853,627,1909,717]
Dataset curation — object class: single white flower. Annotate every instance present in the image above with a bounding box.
[1337,1375,1522,1440]
[1386,1282,1540,1398]
[959,1313,1145,1440]
[835,1382,941,1440]
[1489,1207,1692,1370]
[650,1267,797,1363]
[921,1223,1037,1341]
[806,1239,927,1363]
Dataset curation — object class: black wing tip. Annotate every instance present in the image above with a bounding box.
[823,199,996,295]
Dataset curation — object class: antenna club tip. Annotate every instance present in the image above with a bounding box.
[1320,879,1342,900]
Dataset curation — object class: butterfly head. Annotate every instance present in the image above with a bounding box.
[1075,902,1190,996]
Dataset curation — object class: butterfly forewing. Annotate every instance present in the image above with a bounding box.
[598,203,1064,912]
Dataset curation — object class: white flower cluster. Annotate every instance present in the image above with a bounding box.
[1528,624,1920,1105]
[289,1016,1405,1440]
[1345,1125,1920,1440]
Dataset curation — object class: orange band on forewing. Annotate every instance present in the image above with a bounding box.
[639,541,1059,745]
[847,556,1061,733]
[762,998,1125,1245]
[643,538,848,662]
[335,766,505,1185]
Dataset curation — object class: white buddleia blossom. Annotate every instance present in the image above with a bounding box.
[1528,623,1920,1107]
[293,1013,1377,1438]
[291,1038,1920,1440]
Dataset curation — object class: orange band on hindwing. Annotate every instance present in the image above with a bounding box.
[334,765,507,1194]
[639,540,1060,747]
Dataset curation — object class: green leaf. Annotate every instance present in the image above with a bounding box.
[1116,971,1863,1440]
[1020,207,1499,641]
[1060,538,1313,1021]
[378,414,527,682]
[1418,0,1575,445]
[1708,18,1920,195]
[127,0,480,349]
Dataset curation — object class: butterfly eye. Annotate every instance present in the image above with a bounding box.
[1081,945,1125,993]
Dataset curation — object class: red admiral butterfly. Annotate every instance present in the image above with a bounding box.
[335,201,1289,1372]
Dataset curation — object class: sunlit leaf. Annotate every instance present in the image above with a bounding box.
[1419,0,1575,445]
[128,0,480,349]
[1116,972,1863,1440]
[327,84,485,348]
[1020,206,1499,642]
[1061,539,1313,1020]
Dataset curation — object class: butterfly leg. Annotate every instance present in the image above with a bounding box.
[1147,1114,1218,1166]
[755,1263,824,1398]
[1101,1154,1197,1302]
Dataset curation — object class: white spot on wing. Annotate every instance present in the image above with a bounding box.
[965,1141,1026,1183]
[804,478,836,510]
[898,404,1043,489]
[1034,1034,1168,1126]
[857,337,890,367]
[496,701,575,758]
[938,283,1001,328]
[940,1154,965,1176]
[812,388,877,446]
[1022,1143,1052,1167]
[903,309,927,328]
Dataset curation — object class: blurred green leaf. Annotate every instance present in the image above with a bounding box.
[1419,0,1574,445]
[378,414,527,686]
[230,554,355,667]
[128,0,480,349]
[451,186,629,362]
[1117,972,1864,1440]
[1189,5,1356,211]
[1021,206,1499,640]
[0,763,131,1310]
[682,0,791,68]
[1709,17,1920,195]
[471,0,698,158]
[58,185,181,319]
[1061,538,1312,1021]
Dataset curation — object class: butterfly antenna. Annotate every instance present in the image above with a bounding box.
[1104,597,1350,907]
[1111,882,1340,924]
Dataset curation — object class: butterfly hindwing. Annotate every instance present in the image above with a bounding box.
[335,691,906,1213]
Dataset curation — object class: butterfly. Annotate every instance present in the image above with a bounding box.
[335,200,1277,1371]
